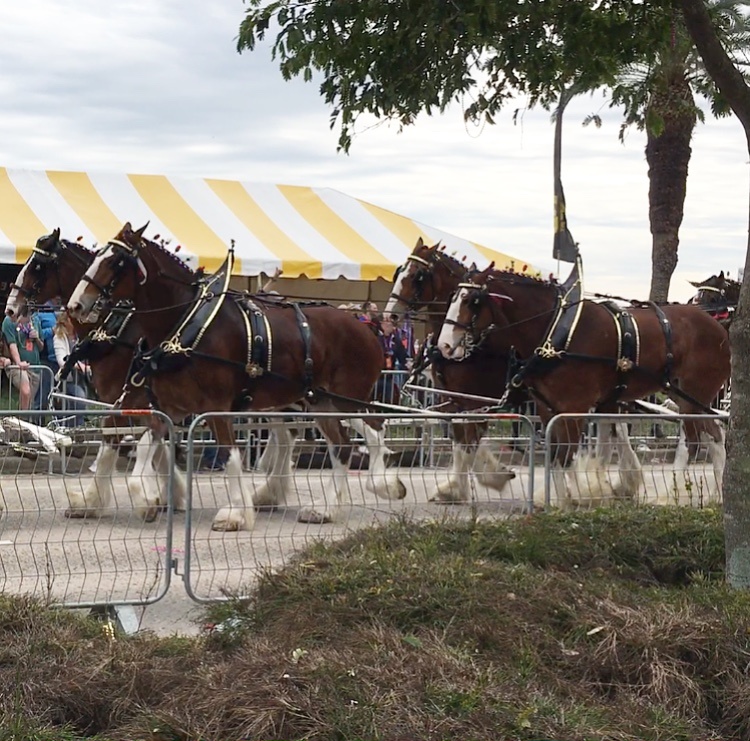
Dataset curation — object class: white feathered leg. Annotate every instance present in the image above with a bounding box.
[348,418,406,501]
[611,422,643,501]
[126,431,163,522]
[473,444,515,494]
[212,448,256,531]
[252,423,293,509]
[65,443,117,518]
[152,441,187,512]
[431,441,473,503]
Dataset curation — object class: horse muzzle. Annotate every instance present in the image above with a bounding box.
[438,341,465,361]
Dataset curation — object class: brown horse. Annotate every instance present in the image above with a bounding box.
[385,239,642,503]
[689,271,739,327]
[67,223,406,530]
[384,238,518,501]
[4,229,186,520]
[436,263,730,505]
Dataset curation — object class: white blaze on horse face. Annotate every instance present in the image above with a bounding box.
[68,243,112,318]
[5,262,29,317]
[437,287,469,359]
[384,267,410,318]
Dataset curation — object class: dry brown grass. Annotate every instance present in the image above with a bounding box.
[1,506,749,741]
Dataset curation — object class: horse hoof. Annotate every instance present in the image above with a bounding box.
[142,507,159,523]
[297,507,331,524]
[64,508,97,519]
[211,520,242,532]
[255,503,280,513]
[394,479,407,500]
[428,489,468,504]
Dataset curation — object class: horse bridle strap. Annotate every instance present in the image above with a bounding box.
[388,254,434,306]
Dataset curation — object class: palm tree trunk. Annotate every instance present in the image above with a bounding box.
[646,72,696,302]
[679,0,750,589]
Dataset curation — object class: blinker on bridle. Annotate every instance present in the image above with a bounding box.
[388,253,436,307]
[79,238,149,304]
[9,241,63,301]
[442,281,513,332]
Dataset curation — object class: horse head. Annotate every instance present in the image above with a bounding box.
[67,222,149,322]
[689,270,740,315]
[6,227,90,317]
[384,237,475,330]
[436,262,516,360]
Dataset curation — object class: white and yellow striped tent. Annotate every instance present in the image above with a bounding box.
[0,168,536,282]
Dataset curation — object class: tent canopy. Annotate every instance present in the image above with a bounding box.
[0,168,539,279]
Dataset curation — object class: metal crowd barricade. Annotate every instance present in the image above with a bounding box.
[0,408,175,615]
[544,412,727,510]
[181,409,536,604]
[0,364,56,413]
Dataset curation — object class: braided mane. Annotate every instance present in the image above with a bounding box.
[61,238,97,256]
[140,233,196,274]
[432,247,470,275]
[489,268,554,287]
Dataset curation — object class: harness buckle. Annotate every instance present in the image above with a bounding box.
[535,340,563,360]
[616,357,634,372]
[130,372,146,388]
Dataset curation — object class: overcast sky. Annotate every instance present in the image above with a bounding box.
[1,0,747,302]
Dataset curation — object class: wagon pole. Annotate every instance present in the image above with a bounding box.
[402,383,509,408]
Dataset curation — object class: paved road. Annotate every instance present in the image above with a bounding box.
[0,448,720,636]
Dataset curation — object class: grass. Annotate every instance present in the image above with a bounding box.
[0,506,748,740]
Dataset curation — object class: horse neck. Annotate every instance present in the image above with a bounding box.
[132,242,197,344]
[54,243,93,304]
[44,246,96,338]
[485,275,560,356]
[426,263,464,336]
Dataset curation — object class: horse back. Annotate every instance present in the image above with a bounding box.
[261,303,385,390]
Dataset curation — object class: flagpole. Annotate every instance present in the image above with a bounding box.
[553,85,578,271]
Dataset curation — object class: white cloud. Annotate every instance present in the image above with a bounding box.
[0,0,747,303]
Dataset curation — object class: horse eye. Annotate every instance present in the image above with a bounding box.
[470,296,481,307]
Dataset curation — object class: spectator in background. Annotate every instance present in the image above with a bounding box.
[362,301,379,320]
[35,298,59,412]
[1,308,42,410]
[53,312,90,427]
[375,317,409,405]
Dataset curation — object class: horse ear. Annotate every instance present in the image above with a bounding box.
[415,236,424,248]
[719,270,725,279]
[688,280,700,287]
[135,222,150,238]
[52,227,60,239]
